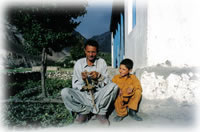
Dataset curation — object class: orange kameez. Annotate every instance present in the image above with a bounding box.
[112,74,142,117]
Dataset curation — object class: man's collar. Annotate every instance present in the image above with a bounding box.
[83,57,98,68]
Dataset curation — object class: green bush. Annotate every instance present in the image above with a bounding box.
[6,68,32,73]
[7,78,72,100]
[98,52,112,66]
[6,79,40,98]
[4,78,73,128]
[46,78,72,98]
[4,102,73,128]
[70,41,85,61]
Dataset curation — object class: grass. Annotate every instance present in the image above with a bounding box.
[5,67,74,73]
[6,68,32,73]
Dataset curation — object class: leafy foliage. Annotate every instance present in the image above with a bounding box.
[4,102,73,128]
[69,38,85,61]
[46,78,72,98]
[6,4,87,98]
[4,78,73,128]
[6,68,32,73]
[7,78,72,100]
[98,52,112,66]
[6,5,87,56]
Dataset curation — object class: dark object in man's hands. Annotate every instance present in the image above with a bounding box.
[82,76,95,91]
[89,71,99,79]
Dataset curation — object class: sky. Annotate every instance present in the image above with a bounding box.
[75,0,113,39]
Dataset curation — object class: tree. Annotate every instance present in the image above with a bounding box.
[6,3,87,98]
[70,38,85,61]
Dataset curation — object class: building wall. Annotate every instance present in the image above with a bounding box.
[125,0,200,68]
[147,0,200,67]
[123,0,200,104]
[124,0,147,70]
[135,66,199,104]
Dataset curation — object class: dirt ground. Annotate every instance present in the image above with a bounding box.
[65,97,199,132]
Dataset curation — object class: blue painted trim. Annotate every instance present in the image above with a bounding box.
[120,13,124,63]
[112,13,125,68]
[113,33,117,68]
[133,0,136,28]
[117,23,121,67]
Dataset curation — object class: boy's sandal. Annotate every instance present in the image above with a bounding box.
[113,116,124,122]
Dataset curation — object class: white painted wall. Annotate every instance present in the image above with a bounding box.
[147,0,200,67]
[124,0,147,70]
[125,0,200,68]
[124,0,200,104]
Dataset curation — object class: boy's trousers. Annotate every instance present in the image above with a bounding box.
[115,90,142,117]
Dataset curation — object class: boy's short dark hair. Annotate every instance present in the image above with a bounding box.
[120,58,134,70]
[84,39,99,52]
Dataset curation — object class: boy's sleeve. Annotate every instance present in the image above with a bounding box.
[133,77,142,92]
[112,75,117,84]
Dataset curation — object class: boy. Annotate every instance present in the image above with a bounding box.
[112,58,143,122]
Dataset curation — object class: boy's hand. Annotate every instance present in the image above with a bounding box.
[89,71,99,79]
[127,87,133,94]
[119,89,123,96]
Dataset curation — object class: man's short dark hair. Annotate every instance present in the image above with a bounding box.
[84,39,99,52]
[120,58,134,70]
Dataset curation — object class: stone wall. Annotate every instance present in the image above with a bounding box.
[47,71,73,80]
[47,67,119,81]
[32,66,61,72]
[6,70,73,83]
[107,65,199,104]
[6,67,117,82]
[135,66,200,104]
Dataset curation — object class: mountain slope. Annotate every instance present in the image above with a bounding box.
[90,31,111,53]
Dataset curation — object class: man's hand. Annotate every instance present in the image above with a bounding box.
[81,71,88,81]
[82,84,95,91]
[89,71,100,79]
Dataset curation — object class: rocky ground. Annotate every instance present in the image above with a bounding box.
[3,98,199,132]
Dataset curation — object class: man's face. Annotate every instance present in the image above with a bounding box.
[84,45,97,61]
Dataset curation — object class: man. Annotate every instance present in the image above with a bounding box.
[61,39,118,125]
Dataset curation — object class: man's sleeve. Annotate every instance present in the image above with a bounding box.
[72,62,85,90]
[98,59,110,85]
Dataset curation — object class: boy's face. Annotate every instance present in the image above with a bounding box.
[119,64,131,77]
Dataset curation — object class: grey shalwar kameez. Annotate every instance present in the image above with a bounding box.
[61,57,118,115]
